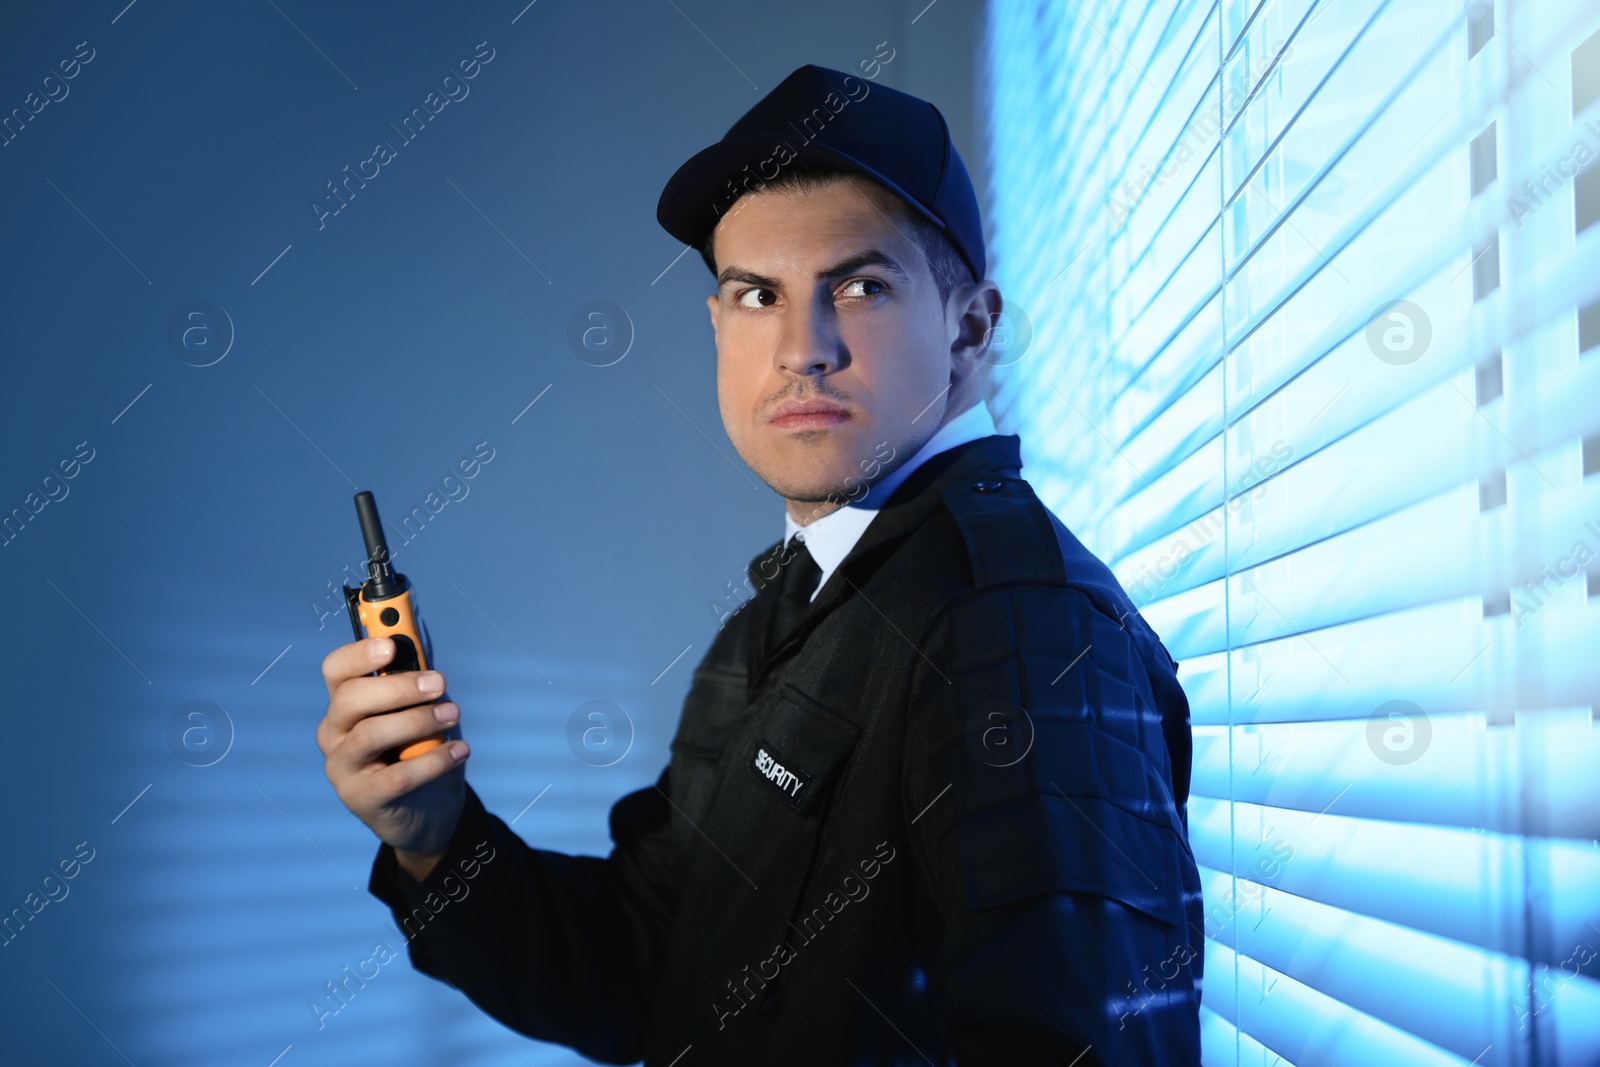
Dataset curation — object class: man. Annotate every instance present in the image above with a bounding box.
[317,64,1203,1065]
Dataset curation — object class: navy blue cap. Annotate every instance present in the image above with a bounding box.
[657,64,985,282]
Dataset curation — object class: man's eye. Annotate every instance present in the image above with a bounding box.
[839,278,886,298]
[736,288,777,308]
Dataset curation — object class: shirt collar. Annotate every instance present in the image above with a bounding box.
[782,399,999,600]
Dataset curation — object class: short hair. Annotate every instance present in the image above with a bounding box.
[697,162,975,309]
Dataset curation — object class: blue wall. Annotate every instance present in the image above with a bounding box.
[0,1,982,1063]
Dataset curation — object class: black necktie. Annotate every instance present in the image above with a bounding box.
[766,534,821,653]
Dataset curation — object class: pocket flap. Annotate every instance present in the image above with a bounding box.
[742,682,860,816]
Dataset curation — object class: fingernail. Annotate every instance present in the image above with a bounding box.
[434,702,458,724]
[369,637,394,660]
[417,671,444,694]
[450,741,468,761]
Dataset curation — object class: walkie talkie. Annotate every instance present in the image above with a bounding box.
[343,490,446,762]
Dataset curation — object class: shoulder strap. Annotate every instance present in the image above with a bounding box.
[941,475,1177,671]
[939,476,1064,589]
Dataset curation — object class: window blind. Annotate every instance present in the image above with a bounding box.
[979,0,1600,1063]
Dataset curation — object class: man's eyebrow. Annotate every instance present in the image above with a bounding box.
[716,249,910,289]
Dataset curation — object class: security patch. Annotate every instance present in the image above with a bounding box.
[750,739,813,809]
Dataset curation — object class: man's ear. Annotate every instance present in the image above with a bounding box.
[705,292,718,336]
[948,279,1003,379]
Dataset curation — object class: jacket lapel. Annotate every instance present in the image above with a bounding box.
[745,434,1025,695]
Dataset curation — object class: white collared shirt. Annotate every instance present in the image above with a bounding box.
[782,399,1000,601]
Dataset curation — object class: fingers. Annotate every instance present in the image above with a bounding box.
[374,736,470,801]
[322,637,394,698]
[336,701,461,775]
[324,667,447,740]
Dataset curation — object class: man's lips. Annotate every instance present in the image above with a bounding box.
[768,400,851,430]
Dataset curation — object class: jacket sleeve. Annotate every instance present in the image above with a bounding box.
[901,583,1204,1067]
[366,764,681,1065]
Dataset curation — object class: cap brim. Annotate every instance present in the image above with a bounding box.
[656,134,949,253]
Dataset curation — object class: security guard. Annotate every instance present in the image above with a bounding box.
[318,65,1203,1065]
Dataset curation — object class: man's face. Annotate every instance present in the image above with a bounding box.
[704,176,959,520]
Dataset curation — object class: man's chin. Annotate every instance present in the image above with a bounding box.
[739,432,896,507]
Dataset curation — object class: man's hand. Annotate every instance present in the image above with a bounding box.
[317,636,470,882]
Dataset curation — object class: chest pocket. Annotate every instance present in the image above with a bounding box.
[698,680,860,850]
[665,681,861,995]
[741,682,859,817]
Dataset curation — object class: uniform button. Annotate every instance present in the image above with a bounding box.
[971,480,1003,493]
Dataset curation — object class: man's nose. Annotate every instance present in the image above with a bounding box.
[772,293,844,377]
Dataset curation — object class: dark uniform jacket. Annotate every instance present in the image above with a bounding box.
[367,433,1204,1065]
